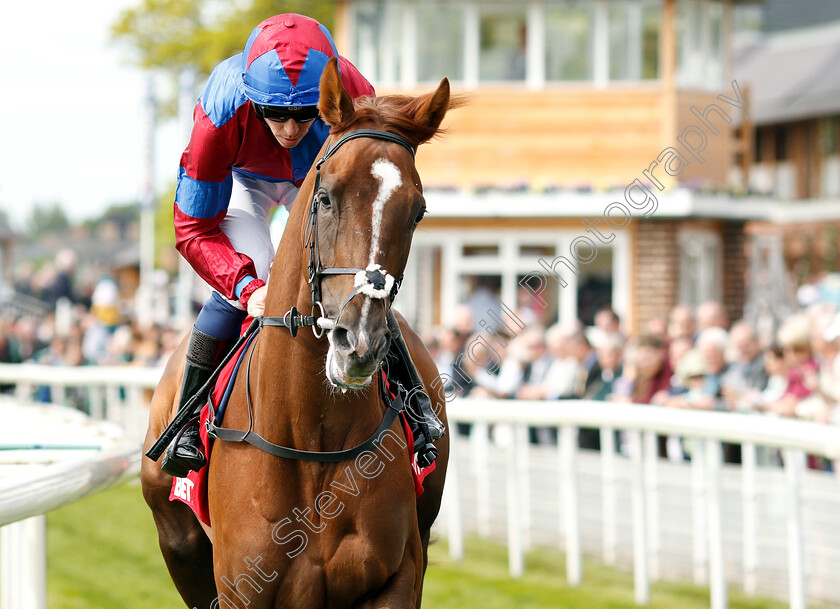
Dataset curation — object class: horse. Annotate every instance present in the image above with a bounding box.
[141,57,457,609]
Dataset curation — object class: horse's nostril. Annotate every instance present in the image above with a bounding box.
[372,331,390,361]
[332,326,354,352]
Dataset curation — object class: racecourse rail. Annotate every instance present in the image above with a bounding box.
[0,399,141,609]
[1,363,839,609]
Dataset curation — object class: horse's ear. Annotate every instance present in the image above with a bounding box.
[319,57,354,127]
[413,78,451,142]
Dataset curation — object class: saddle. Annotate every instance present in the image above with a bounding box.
[168,322,435,526]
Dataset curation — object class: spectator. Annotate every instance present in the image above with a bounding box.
[667,304,696,342]
[759,345,788,409]
[696,300,729,332]
[456,332,509,400]
[795,312,840,424]
[666,337,695,396]
[43,248,78,307]
[495,325,550,400]
[577,332,625,450]
[583,332,624,401]
[668,349,707,409]
[646,316,668,341]
[610,334,672,457]
[771,314,818,418]
[611,334,671,406]
[12,316,46,362]
[721,320,769,412]
[589,306,623,348]
[593,307,621,334]
[82,277,123,364]
[698,328,729,403]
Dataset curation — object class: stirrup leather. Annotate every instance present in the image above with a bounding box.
[385,311,445,468]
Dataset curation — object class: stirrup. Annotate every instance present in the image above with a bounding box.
[384,310,445,452]
[161,422,206,477]
[416,441,438,469]
[403,390,444,469]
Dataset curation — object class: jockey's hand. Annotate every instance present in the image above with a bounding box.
[247,286,269,318]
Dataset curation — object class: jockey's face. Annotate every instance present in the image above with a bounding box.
[264,118,314,149]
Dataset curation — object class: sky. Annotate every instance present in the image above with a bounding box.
[0,1,184,230]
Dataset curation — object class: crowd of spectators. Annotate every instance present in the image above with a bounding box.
[428,298,840,468]
[6,250,840,470]
[1,254,188,373]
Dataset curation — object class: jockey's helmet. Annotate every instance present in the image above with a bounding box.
[241,13,338,108]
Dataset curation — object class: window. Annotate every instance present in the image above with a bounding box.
[352,0,665,88]
[353,2,404,85]
[609,3,640,81]
[819,117,839,156]
[775,125,790,161]
[608,2,660,81]
[734,4,764,34]
[677,0,725,90]
[545,4,595,81]
[479,9,527,81]
[463,245,500,257]
[417,4,465,82]
[754,128,766,163]
[678,230,721,306]
[577,246,613,325]
[641,4,661,80]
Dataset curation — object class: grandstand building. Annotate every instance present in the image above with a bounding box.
[331,0,839,334]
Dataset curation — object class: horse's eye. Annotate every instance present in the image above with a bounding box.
[317,191,332,210]
[414,208,427,225]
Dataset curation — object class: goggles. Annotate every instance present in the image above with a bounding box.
[254,104,320,124]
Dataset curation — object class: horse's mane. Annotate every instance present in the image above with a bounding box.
[331,93,465,148]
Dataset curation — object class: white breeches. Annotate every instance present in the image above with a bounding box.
[217,171,298,304]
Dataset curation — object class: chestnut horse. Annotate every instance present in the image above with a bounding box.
[141,58,454,609]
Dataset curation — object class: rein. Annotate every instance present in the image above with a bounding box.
[206,333,405,462]
[204,129,418,463]
[263,128,415,338]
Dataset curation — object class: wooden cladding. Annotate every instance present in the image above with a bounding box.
[388,86,737,191]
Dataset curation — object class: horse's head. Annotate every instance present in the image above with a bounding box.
[309,57,454,390]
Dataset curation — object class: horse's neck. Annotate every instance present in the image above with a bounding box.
[249,235,383,450]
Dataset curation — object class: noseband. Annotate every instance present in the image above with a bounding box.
[262,128,416,338]
[201,130,418,462]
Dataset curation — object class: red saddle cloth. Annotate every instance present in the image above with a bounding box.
[169,340,435,526]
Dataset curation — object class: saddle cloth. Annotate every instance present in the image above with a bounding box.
[169,330,436,526]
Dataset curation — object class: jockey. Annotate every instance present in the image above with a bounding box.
[162,14,444,477]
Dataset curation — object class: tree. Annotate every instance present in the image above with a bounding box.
[111,0,337,84]
[26,202,69,238]
[154,186,177,270]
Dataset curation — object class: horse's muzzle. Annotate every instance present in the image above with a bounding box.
[327,324,391,389]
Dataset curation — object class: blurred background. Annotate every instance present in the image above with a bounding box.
[3,1,840,608]
[0,0,838,374]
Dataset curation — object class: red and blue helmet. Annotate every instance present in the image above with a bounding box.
[241,14,339,107]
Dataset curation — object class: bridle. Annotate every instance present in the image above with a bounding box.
[147,128,421,464]
[202,129,419,462]
[262,128,416,338]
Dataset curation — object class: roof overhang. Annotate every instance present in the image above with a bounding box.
[424,188,840,223]
[734,21,840,125]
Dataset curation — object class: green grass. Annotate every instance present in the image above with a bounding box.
[45,483,789,608]
[425,539,788,609]
[46,480,181,608]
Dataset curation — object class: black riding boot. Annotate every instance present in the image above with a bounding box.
[386,311,445,468]
[160,327,225,477]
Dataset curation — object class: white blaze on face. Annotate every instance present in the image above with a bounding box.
[369,159,402,266]
[360,158,402,322]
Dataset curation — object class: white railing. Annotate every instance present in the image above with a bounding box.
[1,399,141,609]
[443,399,840,609]
[0,364,162,444]
[3,364,840,608]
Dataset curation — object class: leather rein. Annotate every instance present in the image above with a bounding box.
[205,129,418,463]
[263,128,415,338]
